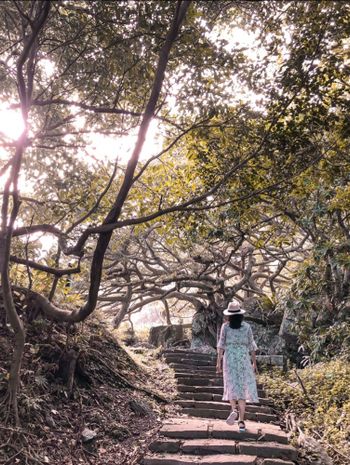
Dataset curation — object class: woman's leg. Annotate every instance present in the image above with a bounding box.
[226,399,238,424]
[238,399,246,421]
[229,399,237,412]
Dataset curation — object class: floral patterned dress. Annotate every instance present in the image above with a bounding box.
[217,321,258,403]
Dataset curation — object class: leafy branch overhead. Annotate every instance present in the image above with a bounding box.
[0,0,350,427]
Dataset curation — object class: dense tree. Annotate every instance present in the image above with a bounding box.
[0,0,279,424]
[99,210,308,349]
[0,0,196,424]
[1,0,350,424]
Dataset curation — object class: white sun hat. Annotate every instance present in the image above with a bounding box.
[223,301,246,316]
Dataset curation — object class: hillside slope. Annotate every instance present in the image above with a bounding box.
[0,317,177,465]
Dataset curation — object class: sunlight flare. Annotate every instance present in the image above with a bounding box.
[0,107,25,141]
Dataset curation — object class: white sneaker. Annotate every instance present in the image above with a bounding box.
[226,409,238,425]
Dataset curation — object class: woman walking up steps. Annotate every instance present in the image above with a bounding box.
[216,301,259,433]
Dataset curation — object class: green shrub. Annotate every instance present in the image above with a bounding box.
[260,359,350,465]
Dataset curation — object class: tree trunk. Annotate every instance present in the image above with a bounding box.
[190,304,222,353]
[0,237,26,426]
[113,284,132,328]
[0,1,51,425]
[58,349,80,397]
[1,0,190,425]
[342,267,350,299]
[5,321,25,425]
[162,299,172,326]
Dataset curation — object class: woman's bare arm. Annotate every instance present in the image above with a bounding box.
[251,350,258,374]
[216,348,224,373]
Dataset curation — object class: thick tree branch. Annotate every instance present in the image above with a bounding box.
[0,0,51,425]
[10,255,80,277]
[23,0,192,323]
[12,223,63,237]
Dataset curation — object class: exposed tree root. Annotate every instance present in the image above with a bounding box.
[0,430,46,465]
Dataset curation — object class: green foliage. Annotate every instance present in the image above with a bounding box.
[1,0,349,368]
[279,234,350,361]
[260,359,350,465]
[308,322,350,361]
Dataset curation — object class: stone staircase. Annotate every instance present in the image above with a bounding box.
[142,349,298,465]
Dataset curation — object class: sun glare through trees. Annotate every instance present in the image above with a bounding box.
[0,2,350,464]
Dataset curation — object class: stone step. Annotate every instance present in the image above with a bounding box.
[164,352,215,359]
[175,371,220,377]
[261,459,296,465]
[163,354,217,365]
[175,400,272,414]
[238,442,297,461]
[164,356,217,366]
[181,408,278,423]
[175,373,222,380]
[143,453,257,465]
[163,350,217,359]
[177,385,225,394]
[150,438,296,461]
[178,392,273,406]
[210,420,288,444]
[182,438,238,455]
[160,418,289,444]
[151,438,237,454]
[165,352,285,366]
[177,377,224,387]
[174,373,264,390]
[170,363,217,373]
[177,385,266,398]
[149,438,182,453]
[164,351,285,362]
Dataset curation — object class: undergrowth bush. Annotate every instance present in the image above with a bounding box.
[260,359,350,465]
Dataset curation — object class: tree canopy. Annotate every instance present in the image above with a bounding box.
[1,0,350,426]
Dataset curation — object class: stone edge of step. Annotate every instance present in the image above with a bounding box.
[142,453,258,465]
[149,438,297,460]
